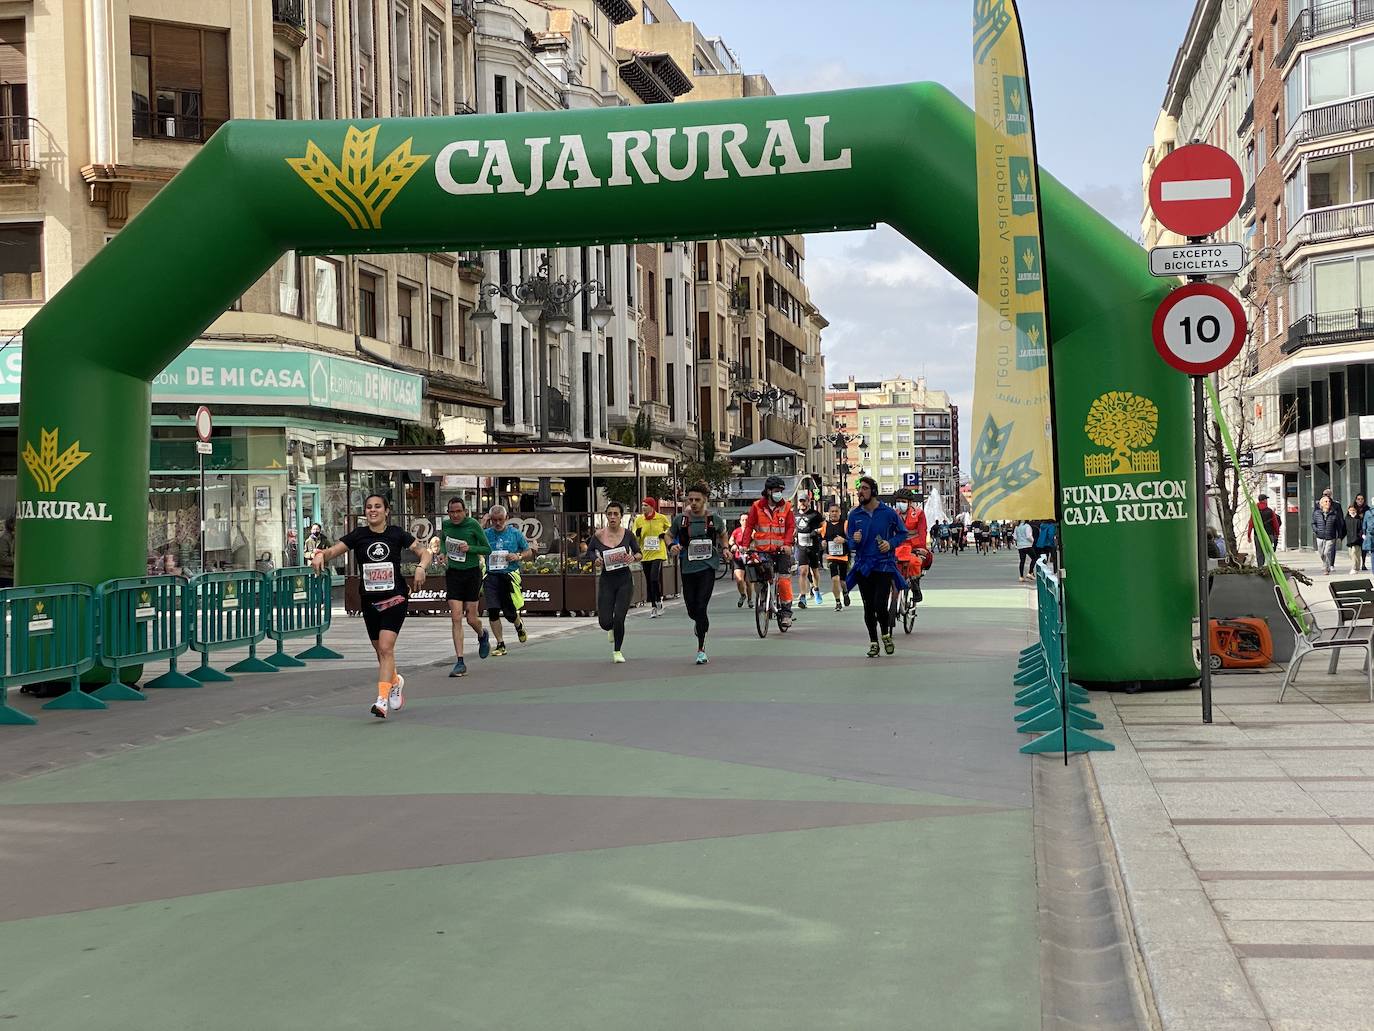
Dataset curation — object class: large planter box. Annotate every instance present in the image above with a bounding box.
[564,574,596,615]
[1208,572,1295,662]
[518,574,564,614]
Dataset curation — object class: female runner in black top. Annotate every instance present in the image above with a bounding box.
[586,501,642,663]
[313,494,433,719]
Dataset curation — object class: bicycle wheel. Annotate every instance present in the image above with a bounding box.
[755,580,771,638]
[902,586,917,634]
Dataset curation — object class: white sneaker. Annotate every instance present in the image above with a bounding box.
[370,697,388,719]
[388,675,405,712]
[649,607,659,619]
[613,651,626,663]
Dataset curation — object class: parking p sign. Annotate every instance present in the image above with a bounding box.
[902,472,921,488]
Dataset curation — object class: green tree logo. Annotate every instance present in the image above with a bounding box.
[1084,391,1160,476]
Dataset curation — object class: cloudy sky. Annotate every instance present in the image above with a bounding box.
[674,0,1198,465]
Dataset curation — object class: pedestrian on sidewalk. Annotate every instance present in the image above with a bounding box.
[439,497,491,677]
[312,494,432,719]
[1347,503,1365,574]
[1364,505,1374,572]
[846,476,906,657]
[1248,493,1282,558]
[482,505,533,656]
[1035,519,1057,569]
[1359,494,1371,570]
[632,496,671,618]
[1313,495,1346,575]
[670,483,727,665]
[1014,519,1036,581]
[588,501,641,663]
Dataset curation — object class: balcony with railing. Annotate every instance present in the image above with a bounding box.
[134,93,224,145]
[547,387,571,435]
[1279,1,1374,68]
[1282,306,1374,352]
[1284,199,1374,255]
[0,117,38,185]
[452,0,477,25]
[1238,101,1254,138]
[272,0,306,31]
[1282,94,1374,158]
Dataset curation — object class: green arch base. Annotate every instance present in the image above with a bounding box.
[17,83,1193,684]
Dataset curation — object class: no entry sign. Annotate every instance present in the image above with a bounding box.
[1152,283,1246,375]
[1148,144,1244,238]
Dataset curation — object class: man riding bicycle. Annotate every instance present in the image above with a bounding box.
[741,475,797,629]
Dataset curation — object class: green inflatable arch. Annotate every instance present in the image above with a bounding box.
[17,83,1194,684]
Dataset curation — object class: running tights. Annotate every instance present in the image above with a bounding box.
[681,569,716,648]
[643,560,664,606]
[1018,547,1035,577]
[854,570,894,642]
[598,571,633,650]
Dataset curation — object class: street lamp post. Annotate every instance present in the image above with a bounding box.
[469,254,614,507]
[814,431,862,509]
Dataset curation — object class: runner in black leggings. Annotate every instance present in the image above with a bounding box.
[587,501,641,663]
[671,483,727,665]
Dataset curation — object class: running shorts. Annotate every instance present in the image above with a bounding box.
[484,573,519,622]
[800,545,823,569]
[827,560,848,579]
[446,566,483,603]
[362,596,408,641]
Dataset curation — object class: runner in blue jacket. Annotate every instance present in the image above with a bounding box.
[845,476,908,657]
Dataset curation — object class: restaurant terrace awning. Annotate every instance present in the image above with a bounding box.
[348,444,672,479]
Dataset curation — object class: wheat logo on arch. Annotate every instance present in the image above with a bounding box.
[22,428,90,494]
[287,125,429,230]
[1084,391,1160,478]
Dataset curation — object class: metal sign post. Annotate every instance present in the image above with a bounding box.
[195,406,213,575]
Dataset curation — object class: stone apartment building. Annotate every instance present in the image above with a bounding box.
[824,377,958,503]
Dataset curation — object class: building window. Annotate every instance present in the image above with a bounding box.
[424,22,444,117]
[606,337,616,405]
[0,21,27,143]
[897,450,911,459]
[1303,39,1374,110]
[393,3,412,116]
[397,283,416,349]
[0,223,41,302]
[130,19,230,142]
[648,270,657,319]
[458,303,474,362]
[667,362,676,419]
[357,0,375,117]
[431,292,450,357]
[665,279,674,334]
[643,3,657,24]
[649,355,659,402]
[493,74,507,114]
[358,269,381,338]
[279,250,303,317]
[273,55,294,119]
[500,322,514,424]
[515,83,526,113]
[314,257,343,327]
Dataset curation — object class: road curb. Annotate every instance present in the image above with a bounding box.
[1086,695,1269,1030]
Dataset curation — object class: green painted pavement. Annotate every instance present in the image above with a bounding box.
[0,716,968,807]
[0,815,1036,1031]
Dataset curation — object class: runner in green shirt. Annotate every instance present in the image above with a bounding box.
[440,497,491,677]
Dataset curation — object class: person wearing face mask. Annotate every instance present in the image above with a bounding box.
[793,493,825,608]
[741,475,798,629]
[819,501,851,611]
[890,488,929,619]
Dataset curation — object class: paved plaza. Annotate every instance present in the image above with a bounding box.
[0,552,1044,1030]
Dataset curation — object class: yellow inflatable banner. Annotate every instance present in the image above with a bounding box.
[970,0,1056,519]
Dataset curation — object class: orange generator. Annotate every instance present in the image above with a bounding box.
[1207,617,1273,670]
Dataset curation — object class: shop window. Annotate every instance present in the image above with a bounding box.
[130,19,229,143]
[397,283,416,349]
[314,256,343,328]
[358,269,380,338]
[0,223,41,302]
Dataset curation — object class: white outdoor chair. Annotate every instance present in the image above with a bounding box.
[1275,584,1374,703]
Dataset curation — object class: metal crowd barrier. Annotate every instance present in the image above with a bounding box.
[1013,558,1113,755]
[266,568,342,666]
[187,571,275,682]
[0,583,98,717]
[95,576,197,697]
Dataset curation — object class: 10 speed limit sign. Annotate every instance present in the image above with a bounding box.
[1151,282,1246,375]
